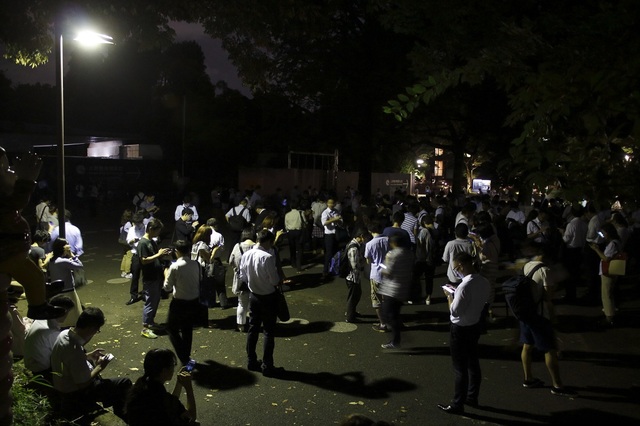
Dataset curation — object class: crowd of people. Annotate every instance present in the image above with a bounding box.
[7,162,640,423]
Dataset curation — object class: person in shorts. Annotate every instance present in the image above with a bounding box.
[520,242,576,397]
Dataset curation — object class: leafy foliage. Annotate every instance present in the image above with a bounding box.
[380,0,640,203]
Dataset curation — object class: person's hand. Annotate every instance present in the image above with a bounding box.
[97,354,113,368]
[177,370,193,388]
[11,152,42,181]
[87,348,105,363]
[159,248,172,256]
[192,221,199,227]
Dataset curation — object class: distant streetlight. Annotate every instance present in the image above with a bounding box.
[55,26,113,237]
[416,158,424,168]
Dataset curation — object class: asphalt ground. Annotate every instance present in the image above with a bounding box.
[15,206,640,425]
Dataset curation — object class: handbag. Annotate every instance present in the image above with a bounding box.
[73,268,88,288]
[276,287,290,322]
[234,245,249,292]
[602,252,627,276]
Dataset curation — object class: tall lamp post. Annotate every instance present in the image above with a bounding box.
[54,26,113,237]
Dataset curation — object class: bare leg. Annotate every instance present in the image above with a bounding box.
[521,343,534,381]
[544,350,563,388]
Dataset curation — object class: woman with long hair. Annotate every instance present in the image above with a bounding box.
[126,348,197,425]
[48,238,83,327]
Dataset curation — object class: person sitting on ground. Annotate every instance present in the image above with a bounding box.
[48,238,84,328]
[125,348,198,426]
[0,147,64,320]
[29,229,53,272]
[50,307,132,421]
[23,294,75,385]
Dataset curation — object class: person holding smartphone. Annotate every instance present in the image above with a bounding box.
[50,307,132,421]
[589,222,622,327]
[126,348,198,425]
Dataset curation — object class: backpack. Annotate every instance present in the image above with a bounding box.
[132,192,145,211]
[330,242,357,278]
[229,207,248,232]
[502,263,545,321]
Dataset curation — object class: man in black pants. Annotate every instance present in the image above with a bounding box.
[163,240,201,366]
[437,252,490,414]
[239,230,283,377]
[284,200,306,271]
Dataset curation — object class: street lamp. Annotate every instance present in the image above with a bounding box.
[55,26,113,237]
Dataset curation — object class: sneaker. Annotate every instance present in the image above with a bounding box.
[141,328,158,339]
[425,296,431,305]
[372,324,389,333]
[185,358,196,371]
[523,378,544,388]
[551,387,577,397]
[124,273,133,279]
[121,272,127,278]
[381,342,400,349]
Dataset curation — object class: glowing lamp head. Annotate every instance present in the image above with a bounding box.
[73,31,114,47]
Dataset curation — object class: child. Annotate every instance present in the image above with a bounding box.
[0,147,64,319]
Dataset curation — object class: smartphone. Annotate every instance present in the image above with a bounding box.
[597,231,605,238]
[104,353,114,362]
[185,359,196,372]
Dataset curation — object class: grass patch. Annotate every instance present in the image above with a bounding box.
[11,360,52,426]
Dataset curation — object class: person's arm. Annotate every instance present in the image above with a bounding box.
[141,243,170,264]
[42,252,54,270]
[449,283,467,317]
[562,222,573,244]
[347,245,359,270]
[74,233,84,257]
[163,264,176,293]
[589,243,607,261]
[127,227,140,246]
[175,370,197,421]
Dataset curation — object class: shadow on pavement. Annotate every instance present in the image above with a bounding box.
[277,320,335,337]
[191,360,257,390]
[276,370,417,399]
